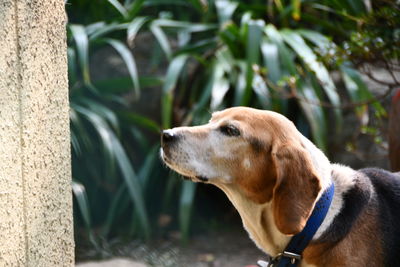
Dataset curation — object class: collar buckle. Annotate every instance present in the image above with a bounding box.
[267,251,301,266]
[280,251,302,264]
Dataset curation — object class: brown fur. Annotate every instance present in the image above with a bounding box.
[234,147,277,204]
[303,206,383,266]
[272,143,321,235]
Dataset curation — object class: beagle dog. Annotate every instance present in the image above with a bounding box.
[160,107,400,267]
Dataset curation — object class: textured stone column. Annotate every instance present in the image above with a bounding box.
[0,0,74,266]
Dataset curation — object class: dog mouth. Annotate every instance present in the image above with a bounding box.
[182,175,209,183]
[160,148,171,164]
[160,148,176,167]
[160,148,209,183]
[195,176,209,182]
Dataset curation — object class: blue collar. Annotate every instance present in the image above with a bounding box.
[266,183,335,267]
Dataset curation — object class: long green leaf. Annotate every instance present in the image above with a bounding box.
[177,30,191,47]
[89,23,128,41]
[119,111,161,133]
[72,180,92,228]
[127,0,145,19]
[74,106,150,238]
[190,64,216,118]
[264,25,295,114]
[281,30,342,128]
[152,19,217,32]
[179,180,197,242]
[264,25,296,75]
[187,0,208,11]
[219,23,242,58]
[291,0,301,20]
[137,146,159,188]
[234,61,247,106]
[215,0,238,25]
[73,102,118,183]
[69,107,93,152]
[162,94,173,130]
[210,63,230,110]
[101,184,126,238]
[150,22,172,59]
[281,30,339,104]
[127,17,149,46]
[260,39,288,112]
[252,73,271,109]
[85,22,106,36]
[345,0,368,15]
[93,76,163,94]
[242,19,265,106]
[102,146,158,238]
[110,132,151,239]
[130,126,150,152]
[261,40,280,83]
[215,47,234,72]
[297,81,327,151]
[273,0,283,11]
[298,30,331,50]
[101,149,159,237]
[70,130,81,156]
[108,0,129,18]
[73,105,115,161]
[163,54,190,94]
[79,97,119,132]
[102,148,158,238]
[175,38,217,55]
[69,24,91,84]
[104,38,140,99]
[72,180,99,248]
[67,47,77,86]
[340,65,386,118]
[162,54,189,128]
[162,172,180,212]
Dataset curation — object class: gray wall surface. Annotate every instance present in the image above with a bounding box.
[0,0,74,266]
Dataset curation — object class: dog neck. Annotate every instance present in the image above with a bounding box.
[215,182,291,255]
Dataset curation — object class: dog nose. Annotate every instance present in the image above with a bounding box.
[161,130,178,145]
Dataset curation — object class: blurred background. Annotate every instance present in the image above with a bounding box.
[66,0,399,266]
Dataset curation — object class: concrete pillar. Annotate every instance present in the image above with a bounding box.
[0,0,74,266]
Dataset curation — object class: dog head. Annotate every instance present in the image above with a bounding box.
[160,107,322,235]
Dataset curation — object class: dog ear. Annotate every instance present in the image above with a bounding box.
[271,143,321,235]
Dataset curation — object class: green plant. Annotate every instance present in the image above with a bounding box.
[156,0,386,148]
[67,5,156,243]
[67,0,217,247]
[144,0,386,240]
[68,0,388,249]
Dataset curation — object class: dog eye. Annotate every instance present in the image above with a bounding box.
[219,125,240,136]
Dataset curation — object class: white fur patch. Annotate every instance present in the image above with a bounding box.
[313,164,357,239]
[300,135,331,193]
[299,134,358,239]
[242,158,251,169]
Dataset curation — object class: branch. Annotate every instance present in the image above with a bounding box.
[264,78,395,110]
[360,65,399,87]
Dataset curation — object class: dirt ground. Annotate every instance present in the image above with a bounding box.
[76,226,267,267]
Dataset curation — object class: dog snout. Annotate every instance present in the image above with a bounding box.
[161,129,179,146]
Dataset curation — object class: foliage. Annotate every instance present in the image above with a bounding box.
[67,0,390,249]
[308,0,399,67]
[68,12,159,242]
[341,2,400,87]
